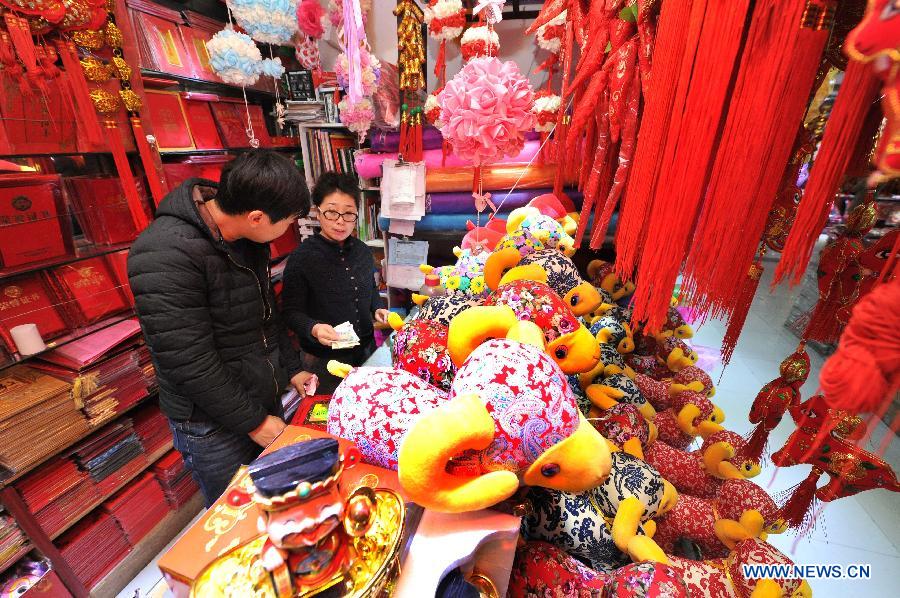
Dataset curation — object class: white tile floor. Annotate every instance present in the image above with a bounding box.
[116,253,899,597]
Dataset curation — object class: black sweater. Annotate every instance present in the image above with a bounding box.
[281,234,384,358]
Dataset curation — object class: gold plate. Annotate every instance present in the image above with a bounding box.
[191,489,405,598]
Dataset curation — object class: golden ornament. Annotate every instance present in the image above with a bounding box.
[105,21,124,49]
[111,56,132,81]
[72,29,105,50]
[119,88,143,112]
[90,87,120,114]
[80,57,113,82]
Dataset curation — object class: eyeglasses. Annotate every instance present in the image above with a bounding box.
[322,210,358,223]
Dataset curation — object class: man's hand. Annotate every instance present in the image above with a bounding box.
[249,415,286,447]
[291,371,315,397]
[311,323,341,346]
[374,309,390,325]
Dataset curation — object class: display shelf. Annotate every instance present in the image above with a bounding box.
[0,312,136,373]
[49,441,174,542]
[0,242,131,283]
[88,492,203,598]
[0,392,157,488]
[140,69,276,100]
[0,543,33,575]
[0,150,139,160]
[159,146,299,157]
[299,122,350,129]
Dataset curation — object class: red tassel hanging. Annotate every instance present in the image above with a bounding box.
[552,19,574,197]
[130,116,167,205]
[778,468,823,530]
[615,0,695,282]
[682,0,828,323]
[3,14,47,96]
[0,28,24,80]
[743,422,771,464]
[774,59,881,286]
[55,40,105,146]
[574,100,610,246]
[105,119,150,231]
[435,39,447,87]
[720,253,765,366]
[628,0,752,332]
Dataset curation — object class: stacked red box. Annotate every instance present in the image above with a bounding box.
[0,175,74,272]
[48,257,130,326]
[152,450,199,509]
[102,472,170,544]
[15,457,100,538]
[56,511,131,588]
[65,177,148,246]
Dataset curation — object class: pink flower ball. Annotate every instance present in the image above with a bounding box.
[438,57,535,166]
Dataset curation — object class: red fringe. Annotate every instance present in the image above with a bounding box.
[106,120,150,231]
[628,0,752,332]
[552,20,574,197]
[743,422,771,464]
[778,468,821,530]
[574,104,610,247]
[721,259,764,366]
[774,60,882,286]
[683,0,827,323]
[614,0,694,282]
[55,40,105,146]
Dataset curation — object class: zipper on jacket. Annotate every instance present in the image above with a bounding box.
[226,253,279,405]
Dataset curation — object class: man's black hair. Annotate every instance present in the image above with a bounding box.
[217,149,310,221]
[311,171,360,207]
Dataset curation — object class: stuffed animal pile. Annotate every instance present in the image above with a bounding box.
[323,198,840,596]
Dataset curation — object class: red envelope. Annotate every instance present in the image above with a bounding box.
[143,91,195,151]
[182,98,224,150]
[49,257,129,325]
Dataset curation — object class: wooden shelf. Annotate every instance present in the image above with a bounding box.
[140,69,276,100]
[0,150,139,160]
[49,442,174,542]
[0,312,137,374]
[297,122,349,129]
[89,492,203,598]
[0,242,131,283]
[0,392,157,487]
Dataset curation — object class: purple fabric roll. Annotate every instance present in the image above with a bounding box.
[426,189,584,214]
[369,126,444,153]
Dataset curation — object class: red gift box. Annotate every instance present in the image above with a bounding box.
[179,11,223,82]
[49,257,129,326]
[0,78,77,155]
[209,102,249,148]
[0,175,74,271]
[0,274,70,353]
[65,177,147,245]
[143,90,195,151]
[181,96,223,150]
[129,0,195,78]
[105,250,134,306]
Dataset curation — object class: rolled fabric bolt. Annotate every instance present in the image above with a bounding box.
[10,324,46,356]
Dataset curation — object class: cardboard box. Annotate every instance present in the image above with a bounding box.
[158,425,408,597]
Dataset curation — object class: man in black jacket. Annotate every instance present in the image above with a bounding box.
[128,150,313,505]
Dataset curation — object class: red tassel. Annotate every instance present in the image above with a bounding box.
[628,0,752,331]
[105,120,150,231]
[720,258,764,366]
[130,116,167,205]
[552,20,574,196]
[55,40,105,146]
[778,468,822,530]
[615,0,695,282]
[682,0,828,323]
[774,60,881,286]
[574,101,610,246]
[743,422,771,464]
[3,14,46,96]
[435,40,447,87]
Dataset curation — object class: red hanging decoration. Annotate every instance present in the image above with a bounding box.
[3,13,48,95]
[774,59,881,286]
[130,116,168,204]
[819,275,900,414]
[744,344,811,463]
[55,39,105,146]
[720,251,765,367]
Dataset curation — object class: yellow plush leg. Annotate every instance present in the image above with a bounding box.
[387,312,405,332]
[411,293,429,306]
[326,361,353,379]
[612,497,645,552]
[703,441,736,477]
[627,536,670,564]
[622,437,644,460]
[397,393,520,513]
[751,579,785,598]
[586,385,622,410]
[642,520,657,538]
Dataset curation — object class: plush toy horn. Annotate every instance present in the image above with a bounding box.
[484,247,525,290]
[447,306,520,366]
[387,312,405,331]
[703,441,745,480]
[397,393,521,512]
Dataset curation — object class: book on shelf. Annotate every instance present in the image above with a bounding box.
[305,130,358,183]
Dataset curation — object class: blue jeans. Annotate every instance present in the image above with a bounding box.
[169,419,263,507]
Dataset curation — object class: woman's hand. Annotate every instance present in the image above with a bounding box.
[291,371,316,397]
[375,309,390,325]
[311,323,341,346]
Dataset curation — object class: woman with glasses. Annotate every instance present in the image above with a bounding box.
[281,172,390,394]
